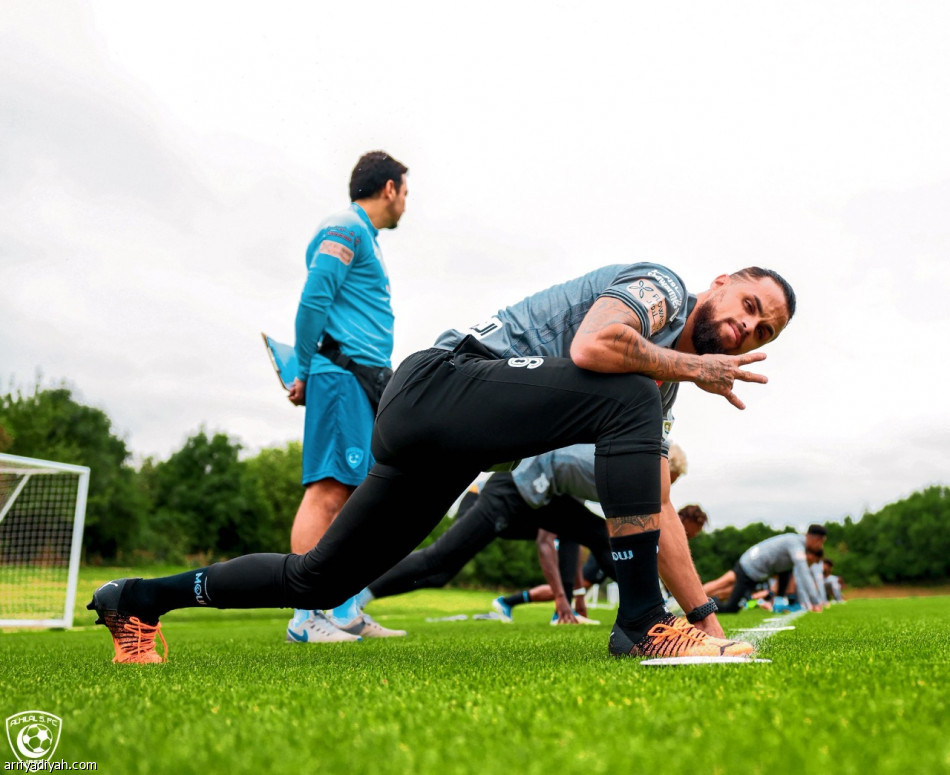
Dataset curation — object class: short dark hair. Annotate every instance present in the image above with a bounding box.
[678,504,708,526]
[807,524,827,537]
[349,151,408,201]
[731,267,797,321]
[823,558,834,568]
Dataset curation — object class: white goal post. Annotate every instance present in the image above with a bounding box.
[0,453,90,628]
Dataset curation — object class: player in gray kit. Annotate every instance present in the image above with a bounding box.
[703,525,828,613]
[822,558,845,602]
[355,443,616,625]
[493,443,690,621]
[90,262,794,663]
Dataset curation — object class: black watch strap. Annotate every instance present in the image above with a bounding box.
[686,597,719,623]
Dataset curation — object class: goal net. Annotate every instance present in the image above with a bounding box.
[0,453,89,628]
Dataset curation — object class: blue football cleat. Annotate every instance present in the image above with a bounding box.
[491,597,513,622]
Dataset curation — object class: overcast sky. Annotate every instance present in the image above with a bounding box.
[2,1,948,531]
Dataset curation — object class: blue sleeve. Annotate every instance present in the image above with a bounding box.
[294,232,354,379]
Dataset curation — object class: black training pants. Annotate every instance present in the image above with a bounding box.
[717,562,760,613]
[367,472,615,599]
[203,341,662,611]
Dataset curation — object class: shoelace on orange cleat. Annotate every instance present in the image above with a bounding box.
[672,615,712,631]
[646,621,706,644]
[114,616,168,663]
[643,621,708,656]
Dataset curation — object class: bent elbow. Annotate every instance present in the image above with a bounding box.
[570,339,598,371]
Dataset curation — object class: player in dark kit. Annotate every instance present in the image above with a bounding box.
[89,262,795,662]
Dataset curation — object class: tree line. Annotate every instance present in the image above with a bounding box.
[2,383,947,589]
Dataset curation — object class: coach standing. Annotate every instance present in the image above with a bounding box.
[285,151,409,644]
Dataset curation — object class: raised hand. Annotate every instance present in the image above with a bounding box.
[694,352,768,409]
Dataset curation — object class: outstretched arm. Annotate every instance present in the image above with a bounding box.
[652,457,726,638]
[793,558,824,612]
[536,530,577,624]
[570,296,768,410]
[812,564,829,607]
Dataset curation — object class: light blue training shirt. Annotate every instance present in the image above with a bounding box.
[295,203,394,381]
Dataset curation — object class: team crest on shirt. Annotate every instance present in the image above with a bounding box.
[626,278,667,334]
[627,279,663,304]
[346,448,364,468]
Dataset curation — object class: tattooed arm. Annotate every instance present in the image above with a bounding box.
[570,296,767,410]
[656,498,724,637]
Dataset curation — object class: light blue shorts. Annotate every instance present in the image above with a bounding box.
[301,371,375,487]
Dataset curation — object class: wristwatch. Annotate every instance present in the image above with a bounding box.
[686,597,718,623]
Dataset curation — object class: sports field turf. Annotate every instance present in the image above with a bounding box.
[1,568,948,774]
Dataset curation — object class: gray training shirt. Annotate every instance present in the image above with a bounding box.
[432,262,696,420]
[511,436,676,510]
[738,533,823,608]
[511,444,599,509]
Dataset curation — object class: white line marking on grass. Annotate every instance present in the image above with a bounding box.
[729,609,807,648]
[733,626,797,632]
[642,656,773,666]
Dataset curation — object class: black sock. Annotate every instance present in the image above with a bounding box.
[121,569,214,622]
[609,530,666,637]
[122,553,296,621]
[503,591,530,608]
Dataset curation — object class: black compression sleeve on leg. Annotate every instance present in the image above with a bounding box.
[596,449,661,518]
[202,553,293,610]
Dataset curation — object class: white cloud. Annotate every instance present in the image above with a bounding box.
[2,0,947,527]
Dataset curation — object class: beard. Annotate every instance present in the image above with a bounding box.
[691,298,727,355]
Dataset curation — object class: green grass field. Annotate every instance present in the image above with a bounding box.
[1,568,948,774]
